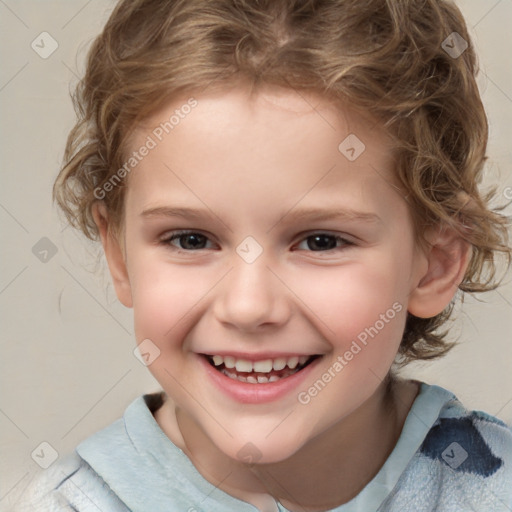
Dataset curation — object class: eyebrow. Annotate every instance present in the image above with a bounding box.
[141,206,216,220]
[140,205,381,225]
[277,207,381,224]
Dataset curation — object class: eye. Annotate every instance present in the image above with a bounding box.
[161,230,215,251]
[159,230,354,253]
[295,233,354,252]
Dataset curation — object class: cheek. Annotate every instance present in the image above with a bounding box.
[128,253,198,345]
[128,259,205,392]
[290,257,408,345]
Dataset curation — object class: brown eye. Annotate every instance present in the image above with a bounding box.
[306,234,337,251]
[296,233,353,252]
[162,231,212,250]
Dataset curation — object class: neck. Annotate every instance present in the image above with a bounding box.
[249,376,401,510]
[157,377,418,512]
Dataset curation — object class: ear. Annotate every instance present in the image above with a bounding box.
[408,226,471,319]
[92,202,133,308]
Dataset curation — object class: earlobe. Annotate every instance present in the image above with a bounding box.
[408,227,471,319]
[91,202,133,308]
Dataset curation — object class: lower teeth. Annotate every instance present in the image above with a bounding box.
[220,367,298,384]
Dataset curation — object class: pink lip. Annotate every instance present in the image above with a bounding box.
[199,354,322,404]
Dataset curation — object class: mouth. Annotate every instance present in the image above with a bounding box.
[202,354,320,384]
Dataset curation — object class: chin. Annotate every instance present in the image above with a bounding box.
[215,432,308,466]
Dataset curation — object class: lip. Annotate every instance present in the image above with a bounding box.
[199,353,322,404]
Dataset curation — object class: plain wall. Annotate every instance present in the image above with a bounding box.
[1,0,511,508]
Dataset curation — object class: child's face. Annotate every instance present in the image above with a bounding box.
[109,84,429,463]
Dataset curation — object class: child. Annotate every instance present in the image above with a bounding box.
[17,0,512,510]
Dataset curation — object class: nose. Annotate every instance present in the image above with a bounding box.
[212,257,291,333]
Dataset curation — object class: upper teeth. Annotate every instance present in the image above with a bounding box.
[211,355,310,373]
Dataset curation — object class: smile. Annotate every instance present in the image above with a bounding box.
[204,354,319,384]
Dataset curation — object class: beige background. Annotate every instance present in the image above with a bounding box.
[0,0,511,508]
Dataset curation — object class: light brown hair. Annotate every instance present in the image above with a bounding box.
[54,0,511,366]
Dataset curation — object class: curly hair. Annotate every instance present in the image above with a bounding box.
[54,0,511,366]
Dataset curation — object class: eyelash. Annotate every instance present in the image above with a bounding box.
[159,230,355,253]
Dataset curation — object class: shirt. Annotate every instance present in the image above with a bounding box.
[14,381,512,511]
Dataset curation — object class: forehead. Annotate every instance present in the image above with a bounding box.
[124,84,405,227]
[132,83,392,158]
